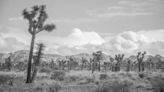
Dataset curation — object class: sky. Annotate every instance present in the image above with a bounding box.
[0,0,164,56]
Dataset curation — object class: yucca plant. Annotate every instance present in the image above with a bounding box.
[22,5,55,83]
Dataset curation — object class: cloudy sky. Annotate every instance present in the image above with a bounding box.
[0,0,164,56]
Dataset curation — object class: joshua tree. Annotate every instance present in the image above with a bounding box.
[68,57,73,70]
[67,57,78,70]
[93,51,103,71]
[59,60,66,70]
[104,62,110,72]
[109,57,115,71]
[89,58,93,70]
[50,59,55,69]
[137,51,146,72]
[23,5,55,83]
[5,53,12,71]
[126,59,131,72]
[31,43,45,82]
[115,54,124,71]
[81,57,88,70]
[91,58,95,73]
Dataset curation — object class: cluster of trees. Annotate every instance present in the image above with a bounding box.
[55,51,164,73]
[1,50,164,74]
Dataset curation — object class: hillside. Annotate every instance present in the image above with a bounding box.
[0,50,164,65]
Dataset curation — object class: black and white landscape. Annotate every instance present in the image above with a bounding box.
[0,0,164,92]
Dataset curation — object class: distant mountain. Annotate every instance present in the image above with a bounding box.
[0,50,62,63]
[69,53,112,63]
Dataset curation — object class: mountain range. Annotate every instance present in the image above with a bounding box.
[0,50,163,64]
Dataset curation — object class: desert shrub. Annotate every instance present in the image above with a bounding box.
[47,83,62,92]
[50,70,65,81]
[99,74,108,80]
[95,80,133,92]
[77,76,95,85]
[66,75,80,82]
[39,67,52,74]
[150,77,164,92]
[0,74,14,85]
[138,72,145,78]
[15,62,27,71]
[86,77,94,83]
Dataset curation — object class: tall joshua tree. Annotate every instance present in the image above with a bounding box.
[93,51,103,71]
[137,51,146,72]
[115,54,124,71]
[81,57,88,70]
[23,5,55,83]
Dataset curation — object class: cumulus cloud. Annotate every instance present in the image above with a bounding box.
[1,26,164,56]
[0,34,28,53]
[104,31,154,54]
[63,28,105,47]
[50,29,164,56]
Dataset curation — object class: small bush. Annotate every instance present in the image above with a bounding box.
[67,76,79,82]
[50,70,65,81]
[47,83,62,92]
[138,73,144,78]
[95,80,133,92]
[0,74,14,85]
[99,74,108,80]
[39,67,52,74]
[151,77,164,92]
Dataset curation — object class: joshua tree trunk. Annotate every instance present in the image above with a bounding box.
[138,61,141,72]
[141,62,145,71]
[98,61,101,71]
[89,60,92,70]
[127,61,131,72]
[81,62,83,70]
[104,64,107,72]
[26,33,35,83]
[62,63,64,70]
[31,43,44,83]
[31,65,38,82]
[31,58,40,82]
[92,62,95,73]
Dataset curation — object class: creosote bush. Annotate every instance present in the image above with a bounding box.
[39,67,52,74]
[47,83,62,92]
[0,74,15,85]
[50,70,65,81]
[138,72,145,79]
[95,80,133,92]
[99,74,108,80]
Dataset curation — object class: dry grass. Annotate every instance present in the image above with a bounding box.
[0,70,164,92]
